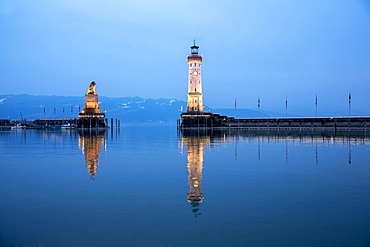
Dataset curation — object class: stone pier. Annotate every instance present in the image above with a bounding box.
[179,112,370,130]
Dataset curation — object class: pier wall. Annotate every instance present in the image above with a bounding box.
[180,113,370,130]
[33,117,108,128]
[34,118,79,126]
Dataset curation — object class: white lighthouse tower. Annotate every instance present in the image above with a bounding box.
[187,41,204,113]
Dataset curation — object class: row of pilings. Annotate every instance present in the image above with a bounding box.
[105,118,121,129]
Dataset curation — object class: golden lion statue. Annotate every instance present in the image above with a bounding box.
[87,81,96,94]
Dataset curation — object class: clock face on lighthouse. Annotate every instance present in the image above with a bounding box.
[193,71,198,76]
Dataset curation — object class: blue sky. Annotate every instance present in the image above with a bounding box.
[1,0,370,114]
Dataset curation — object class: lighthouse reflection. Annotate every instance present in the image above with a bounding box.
[181,130,211,217]
[183,136,209,217]
[78,129,107,180]
[180,128,370,217]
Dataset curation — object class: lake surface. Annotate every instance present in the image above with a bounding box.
[1,125,370,247]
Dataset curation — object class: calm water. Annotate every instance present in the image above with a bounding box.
[1,126,370,247]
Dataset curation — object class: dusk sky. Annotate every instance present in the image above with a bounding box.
[1,0,370,113]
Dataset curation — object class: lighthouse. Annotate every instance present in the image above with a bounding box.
[180,42,213,128]
[187,41,204,113]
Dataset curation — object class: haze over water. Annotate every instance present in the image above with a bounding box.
[1,125,370,246]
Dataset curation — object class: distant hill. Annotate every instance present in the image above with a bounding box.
[0,94,186,122]
[1,94,364,123]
